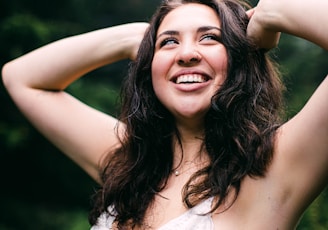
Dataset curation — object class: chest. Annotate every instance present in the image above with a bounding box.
[143,176,295,230]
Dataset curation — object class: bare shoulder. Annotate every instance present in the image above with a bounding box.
[223,76,328,228]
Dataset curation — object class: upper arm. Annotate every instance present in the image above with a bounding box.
[272,75,328,212]
[1,23,149,183]
[3,77,123,183]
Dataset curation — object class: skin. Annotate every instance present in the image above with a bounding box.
[152,4,228,129]
[2,0,328,229]
[151,3,228,165]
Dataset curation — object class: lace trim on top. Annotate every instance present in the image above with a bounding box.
[90,198,214,230]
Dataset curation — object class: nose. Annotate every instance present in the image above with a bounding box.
[176,46,202,66]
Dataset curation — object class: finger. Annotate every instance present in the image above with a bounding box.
[246,8,256,19]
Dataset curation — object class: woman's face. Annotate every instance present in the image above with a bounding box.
[151,3,228,124]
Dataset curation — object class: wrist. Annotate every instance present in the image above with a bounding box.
[255,0,285,32]
[106,23,148,61]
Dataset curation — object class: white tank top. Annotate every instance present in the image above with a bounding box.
[91,198,214,230]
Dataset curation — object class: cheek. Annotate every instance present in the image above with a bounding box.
[210,48,229,84]
[151,53,173,91]
[211,47,228,70]
[151,53,170,79]
[151,57,160,82]
[151,57,164,100]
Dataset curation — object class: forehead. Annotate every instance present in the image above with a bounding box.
[157,3,221,34]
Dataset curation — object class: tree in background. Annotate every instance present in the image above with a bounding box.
[0,0,326,229]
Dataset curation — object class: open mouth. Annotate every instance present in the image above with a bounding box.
[173,74,210,84]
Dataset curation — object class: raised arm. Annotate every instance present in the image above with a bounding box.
[247,0,328,50]
[248,0,328,220]
[1,23,148,182]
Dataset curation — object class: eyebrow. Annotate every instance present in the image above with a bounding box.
[156,26,221,39]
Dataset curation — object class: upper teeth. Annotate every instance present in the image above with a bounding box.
[176,74,206,84]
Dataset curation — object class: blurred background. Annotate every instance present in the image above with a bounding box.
[0,0,327,229]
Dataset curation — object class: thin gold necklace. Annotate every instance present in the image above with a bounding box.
[172,161,207,176]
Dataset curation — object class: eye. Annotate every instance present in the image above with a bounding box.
[159,37,179,48]
[200,33,222,43]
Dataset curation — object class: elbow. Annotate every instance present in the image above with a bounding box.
[2,62,10,89]
[2,61,16,92]
[2,60,28,96]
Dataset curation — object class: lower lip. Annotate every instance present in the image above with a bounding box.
[171,80,211,92]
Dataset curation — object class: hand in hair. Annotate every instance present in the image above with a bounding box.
[246,6,281,50]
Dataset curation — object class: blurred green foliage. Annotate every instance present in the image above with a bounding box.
[0,0,327,229]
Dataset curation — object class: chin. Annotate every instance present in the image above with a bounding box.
[173,108,209,122]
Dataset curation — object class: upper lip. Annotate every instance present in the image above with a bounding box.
[170,69,212,83]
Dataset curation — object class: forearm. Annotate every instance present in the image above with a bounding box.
[250,0,328,50]
[2,22,148,91]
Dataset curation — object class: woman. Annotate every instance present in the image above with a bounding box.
[2,0,328,229]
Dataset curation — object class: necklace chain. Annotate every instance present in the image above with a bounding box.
[172,161,207,176]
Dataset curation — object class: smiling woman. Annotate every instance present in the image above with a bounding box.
[152,3,228,121]
[2,0,328,229]
[99,1,285,228]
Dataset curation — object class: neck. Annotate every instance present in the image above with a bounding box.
[171,137,209,177]
[172,120,208,168]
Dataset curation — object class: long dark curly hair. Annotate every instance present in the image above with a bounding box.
[89,0,285,228]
